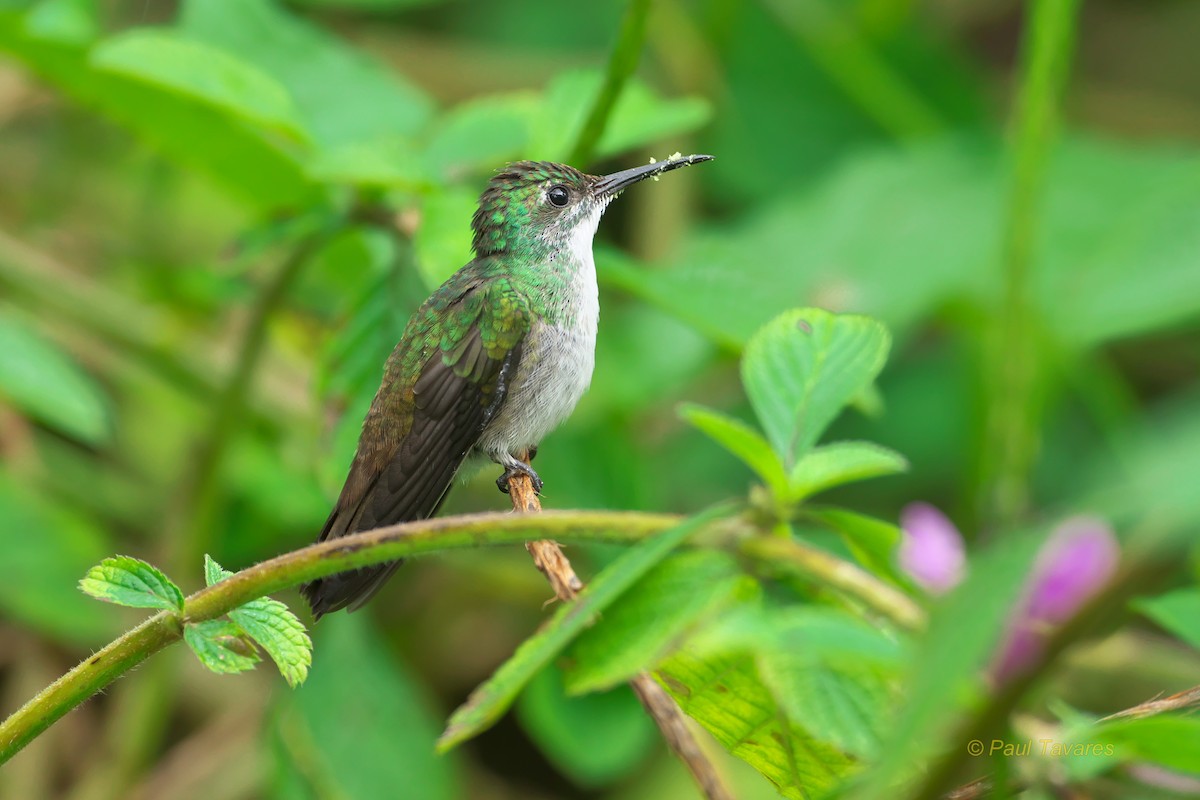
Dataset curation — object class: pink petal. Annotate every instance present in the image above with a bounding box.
[899,502,966,594]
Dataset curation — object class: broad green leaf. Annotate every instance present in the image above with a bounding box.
[789,441,907,501]
[91,30,307,138]
[659,649,854,799]
[0,474,112,644]
[422,92,537,179]
[688,607,905,759]
[1093,715,1200,774]
[184,619,260,675]
[273,614,459,800]
[516,665,657,788]
[610,138,1200,350]
[529,70,710,162]
[24,0,94,42]
[305,135,428,189]
[205,556,312,687]
[1135,589,1200,650]
[0,15,312,207]
[0,311,111,443]
[79,555,184,611]
[179,0,433,150]
[564,550,755,694]
[678,403,788,497]
[415,187,479,287]
[804,508,905,584]
[742,309,890,467]
[437,506,732,751]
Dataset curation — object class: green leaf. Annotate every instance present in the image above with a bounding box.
[564,550,755,694]
[305,135,428,189]
[179,0,433,151]
[789,441,907,501]
[611,138,1200,350]
[422,92,537,179]
[415,187,480,287]
[529,70,710,162]
[516,665,657,788]
[90,30,307,137]
[1135,589,1200,650]
[272,614,459,800]
[24,0,94,43]
[659,649,854,799]
[805,508,906,584]
[0,474,113,644]
[205,556,312,687]
[0,15,313,207]
[0,312,111,444]
[79,555,184,611]
[437,506,732,751]
[678,403,788,497]
[1094,715,1200,774]
[742,308,891,467]
[184,619,261,675]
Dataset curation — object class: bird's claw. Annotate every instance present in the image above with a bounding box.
[496,461,543,495]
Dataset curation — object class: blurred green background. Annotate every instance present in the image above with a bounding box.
[1,0,1198,797]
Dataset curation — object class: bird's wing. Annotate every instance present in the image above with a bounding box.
[302,274,531,617]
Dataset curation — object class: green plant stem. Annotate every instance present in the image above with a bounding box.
[739,534,925,631]
[0,510,679,765]
[568,0,652,166]
[759,0,943,139]
[981,0,1081,526]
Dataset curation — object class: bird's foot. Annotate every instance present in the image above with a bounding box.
[496,460,543,495]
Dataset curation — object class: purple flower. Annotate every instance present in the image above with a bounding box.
[898,504,1121,684]
[899,502,966,595]
[992,516,1120,683]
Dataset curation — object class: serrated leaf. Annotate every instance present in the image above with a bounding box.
[79,555,184,611]
[0,312,112,444]
[203,553,232,586]
[659,649,854,799]
[206,556,311,687]
[789,441,907,501]
[564,550,754,695]
[184,619,260,675]
[742,309,891,468]
[91,30,307,138]
[437,506,732,751]
[678,403,788,497]
[1135,589,1200,650]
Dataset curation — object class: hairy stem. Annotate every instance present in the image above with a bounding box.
[981,0,1081,525]
[569,0,653,166]
[0,510,677,766]
[739,534,926,631]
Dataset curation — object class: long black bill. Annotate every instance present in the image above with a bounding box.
[594,153,714,198]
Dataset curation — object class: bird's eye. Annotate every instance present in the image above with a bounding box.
[547,186,570,207]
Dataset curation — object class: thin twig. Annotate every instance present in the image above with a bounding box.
[505,450,735,800]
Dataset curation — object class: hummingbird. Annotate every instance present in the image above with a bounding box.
[301,153,714,618]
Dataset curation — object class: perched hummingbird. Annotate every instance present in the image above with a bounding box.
[302,153,713,618]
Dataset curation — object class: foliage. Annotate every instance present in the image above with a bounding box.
[1,0,1199,799]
